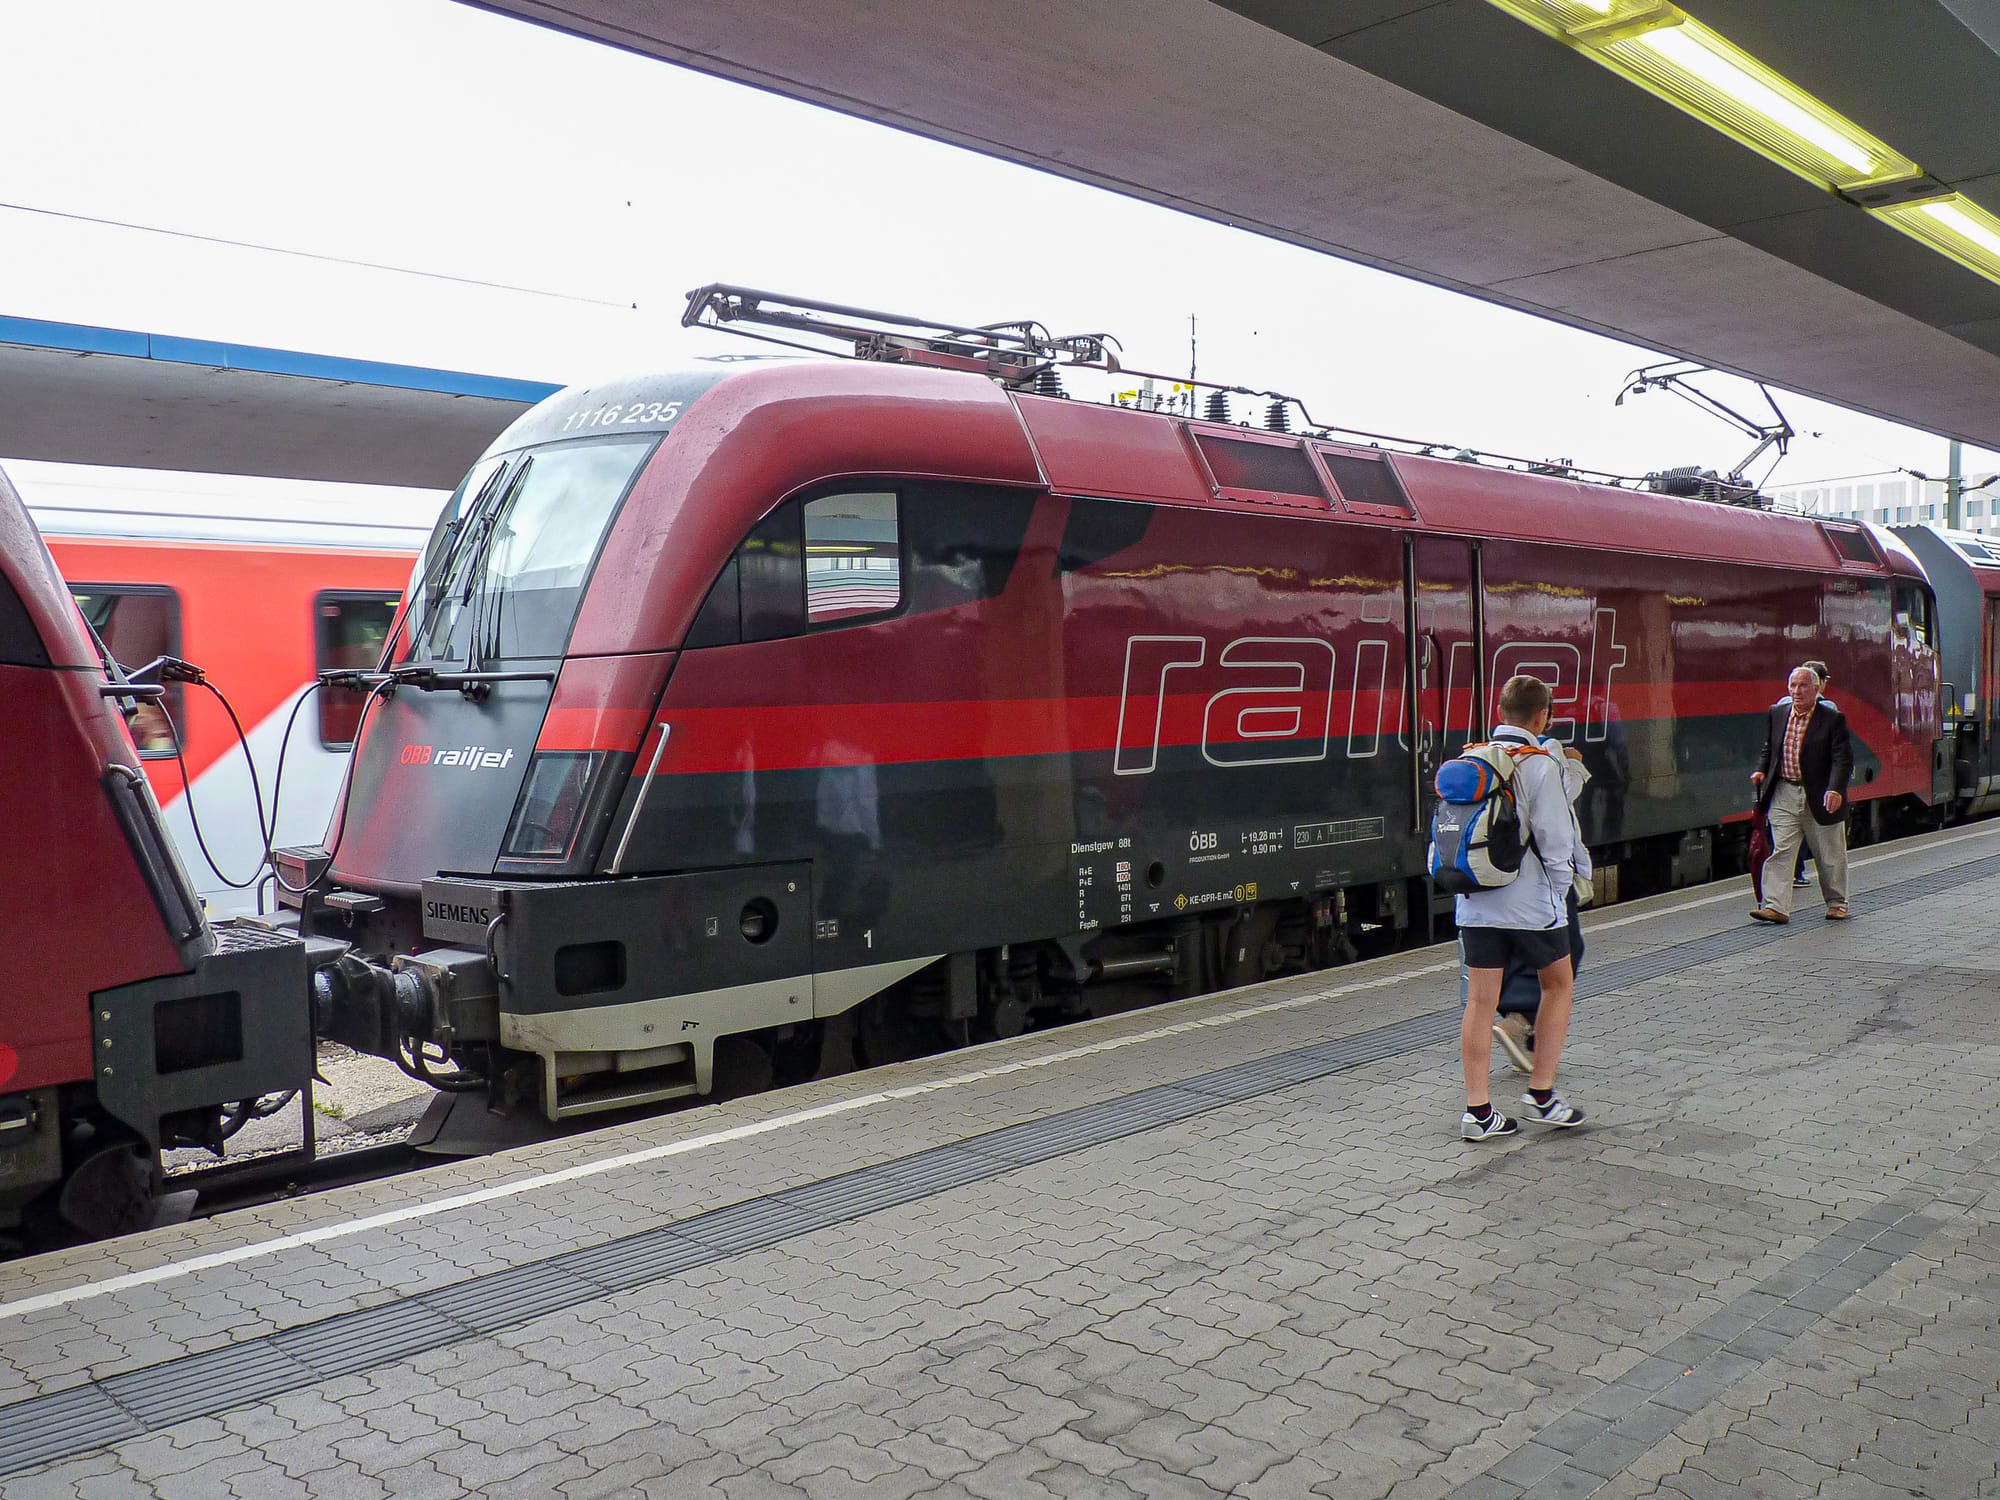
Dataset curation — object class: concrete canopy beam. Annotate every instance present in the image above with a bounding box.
[465,0,2000,444]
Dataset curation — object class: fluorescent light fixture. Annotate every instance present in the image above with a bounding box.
[1484,0,1920,192]
[1486,0,2000,290]
[1874,194,2000,282]
[1630,27,1873,173]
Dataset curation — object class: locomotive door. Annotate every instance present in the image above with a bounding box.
[1405,536,1481,832]
[1985,603,2000,804]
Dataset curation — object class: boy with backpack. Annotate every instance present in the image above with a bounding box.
[1431,674,1586,1140]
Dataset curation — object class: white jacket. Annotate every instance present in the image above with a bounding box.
[1453,725,1578,932]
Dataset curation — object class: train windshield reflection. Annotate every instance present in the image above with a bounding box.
[398,435,655,665]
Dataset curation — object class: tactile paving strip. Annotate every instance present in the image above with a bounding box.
[0,847,1989,1478]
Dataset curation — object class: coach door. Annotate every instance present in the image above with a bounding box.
[1405,536,1482,833]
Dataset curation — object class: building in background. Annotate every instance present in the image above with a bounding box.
[1768,471,2000,532]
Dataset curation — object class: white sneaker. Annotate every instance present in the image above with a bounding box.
[1461,1108,1520,1141]
[1520,1092,1585,1128]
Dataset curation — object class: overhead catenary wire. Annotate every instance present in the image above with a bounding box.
[0,200,632,309]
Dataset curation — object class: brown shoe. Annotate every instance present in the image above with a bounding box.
[1493,1015,1535,1074]
[1750,907,1789,924]
[1825,905,1849,920]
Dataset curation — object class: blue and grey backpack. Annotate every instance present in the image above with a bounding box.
[1427,740,1547,894]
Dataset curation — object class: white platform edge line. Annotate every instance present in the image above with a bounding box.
[7,820,1995,1321]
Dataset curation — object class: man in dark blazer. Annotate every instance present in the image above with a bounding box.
[1750,663,1853,923]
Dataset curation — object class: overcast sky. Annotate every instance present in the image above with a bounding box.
[0,0,1991,509]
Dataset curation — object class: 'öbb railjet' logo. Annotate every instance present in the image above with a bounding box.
[400,744,517,770]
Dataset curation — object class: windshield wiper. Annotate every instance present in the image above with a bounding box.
[321,661,554,702]
[410,460,513,648]
[461,457,532,669]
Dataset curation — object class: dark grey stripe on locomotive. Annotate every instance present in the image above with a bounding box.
[1,847,1994,1478]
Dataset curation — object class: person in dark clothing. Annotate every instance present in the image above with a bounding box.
[1751,664,1853,923]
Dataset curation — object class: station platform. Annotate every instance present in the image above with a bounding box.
[2,822,1998,1500]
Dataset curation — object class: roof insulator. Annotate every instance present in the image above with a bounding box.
[1264,400,1291,433]
[1204,390,1231,423]
[1033,367,1067,399]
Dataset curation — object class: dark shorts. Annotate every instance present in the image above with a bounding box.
[1461,923,1571,975]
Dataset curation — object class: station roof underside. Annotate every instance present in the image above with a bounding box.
[474,0,2000,449]
[0,317,556,489]
[7,1,1997,485]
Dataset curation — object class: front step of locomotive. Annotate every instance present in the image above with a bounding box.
[280,845,816,1124]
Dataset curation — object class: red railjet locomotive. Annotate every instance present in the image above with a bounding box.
[0,468,309,1239]
[0,286,1952,1239]
[285,288,1945,1128]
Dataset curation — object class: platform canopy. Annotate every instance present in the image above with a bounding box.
[470,0,2000,448]
[0,316,558,489]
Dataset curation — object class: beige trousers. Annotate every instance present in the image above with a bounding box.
[1763,779,1849,915]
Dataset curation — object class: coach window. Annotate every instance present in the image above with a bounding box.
[71,585,181,757]
[804,491,901,625]
[316,591,400,747]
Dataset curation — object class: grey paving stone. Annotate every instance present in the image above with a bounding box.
[10,829,2000,1500]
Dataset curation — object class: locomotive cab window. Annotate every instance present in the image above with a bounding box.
[1894,582,1935,648]
[316,591,400,748]
[804,491,901,624]
[396,434,655,665]
[70,585,182,758]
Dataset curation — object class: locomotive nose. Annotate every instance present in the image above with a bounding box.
[328,681,554,891]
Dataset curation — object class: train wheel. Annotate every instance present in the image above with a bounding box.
[764,1022,827,1089]
[854,992,962,1068]
[710,1034,776,1100]
[42,1132,158,1244]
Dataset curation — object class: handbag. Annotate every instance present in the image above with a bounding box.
[1748,808,1773,904]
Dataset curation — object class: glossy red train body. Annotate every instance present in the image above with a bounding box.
[290,357,1946,1127]
[0,468,314,1239]
[0,344,1965,1240]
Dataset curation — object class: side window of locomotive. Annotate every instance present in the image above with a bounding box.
[0,571,48,667]
[804,491,901,625]
[903,484,1040,609]
[315,591,400,748]
[740,502,806,642]
[686,484,1040,648]
[70,585,182,758]
[684,501,810,648]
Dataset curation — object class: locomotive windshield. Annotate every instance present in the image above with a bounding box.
[397,434,655,665]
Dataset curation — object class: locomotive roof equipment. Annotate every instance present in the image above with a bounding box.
[1615,360,1798,505]
[682,283,1122,387]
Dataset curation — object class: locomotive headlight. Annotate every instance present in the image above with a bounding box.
[502,751,604,860]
